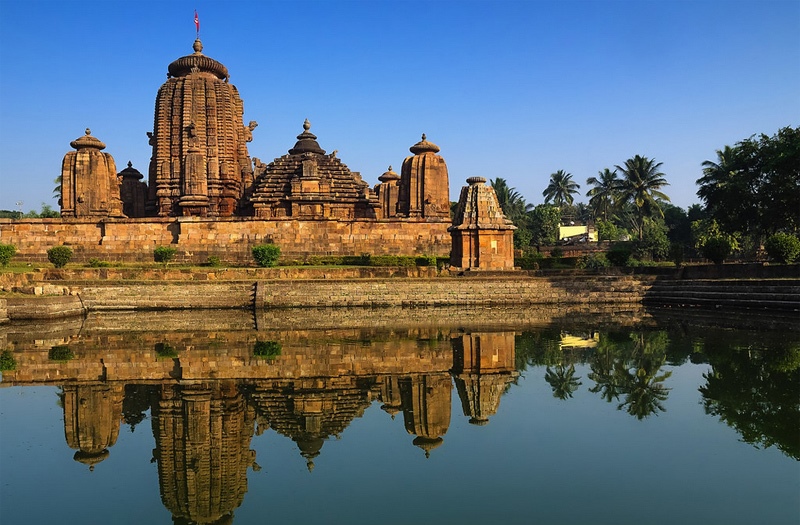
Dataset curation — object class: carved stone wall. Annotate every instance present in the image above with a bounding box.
[250,121,379,219]
[397,135,450,220]
[148,40,254,217]
[449,176,516,270]
[60,129,124,219]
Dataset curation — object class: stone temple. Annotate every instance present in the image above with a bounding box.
[9,38,515,269]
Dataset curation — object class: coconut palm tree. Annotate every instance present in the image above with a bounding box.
[542,170,580,207]
[586,168,620,222]
[544,364,582,400]
[697,145,751,234]
[614,156,670,240]
[490,177,531,223]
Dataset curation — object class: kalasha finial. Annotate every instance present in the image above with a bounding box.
[388,165,393,171]
[421,133,427,141]
[85,128,91,135]
[303,119,311,131]
[127,161,133,168]
[193,39,203,54]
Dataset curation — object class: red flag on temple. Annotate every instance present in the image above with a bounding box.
[194,10,200,35]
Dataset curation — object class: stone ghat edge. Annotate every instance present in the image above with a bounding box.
[0,274,656,321]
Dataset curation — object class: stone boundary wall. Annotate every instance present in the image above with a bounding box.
[0,217,451,264]
[0,275,654,321]
[255,276,651,308]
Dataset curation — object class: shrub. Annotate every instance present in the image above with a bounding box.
[669,242,685,267]
[577,253,610,270]
[48,345,74,361]
[0,244,16,267]
[206,255,222,267]
[154,342,178,358]
[516,250,543,270]
[254,340,282,359]
[764,233,800,264]
[47,245,73,268]
[153,246,177,264]
[607,243,633,267]
[87,258,111,268]
[252,244,281,267]
[0,350,16,371]
[701,236,733,265]
[415,255,438,267]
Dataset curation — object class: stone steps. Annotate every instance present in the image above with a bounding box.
[643,279,800,310]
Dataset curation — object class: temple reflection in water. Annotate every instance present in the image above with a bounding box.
[1,307,544,524]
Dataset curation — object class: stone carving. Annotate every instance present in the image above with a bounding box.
[60,129,125,218]
[397,134,450,220]
[147,40,253,217]
[449,176,516,270]
[250,120,380,219]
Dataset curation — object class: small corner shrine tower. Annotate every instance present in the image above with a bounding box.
[147,39,256,217]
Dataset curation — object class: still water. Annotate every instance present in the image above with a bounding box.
[0,306,798,525]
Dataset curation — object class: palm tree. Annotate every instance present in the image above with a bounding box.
[697,146,750,234]
[542,170,580,207]
[490,177,531,223]
[544,364,582,400]
[614,156,670,240]
[586,168,620,222]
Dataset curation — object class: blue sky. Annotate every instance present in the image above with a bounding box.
[0,0,797,213]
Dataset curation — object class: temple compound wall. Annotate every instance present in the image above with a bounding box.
[0,217,451,264]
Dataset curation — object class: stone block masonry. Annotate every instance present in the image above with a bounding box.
[0,217,451,264]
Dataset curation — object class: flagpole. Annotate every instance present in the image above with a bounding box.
[194,10,200,40]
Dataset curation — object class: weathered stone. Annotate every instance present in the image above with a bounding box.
[397,134,450,220]
[60,129,124,219]
[449,176,516,270]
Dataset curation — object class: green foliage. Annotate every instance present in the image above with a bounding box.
[154,343,178,358]
[87,258,111,268]
[515,250,543,270]
[669,242,685,267]
[595,219,629,242]
[764,233,800,264]
[698,126,800,239]
[607,243,633,267]
[633,217,670,261]
[543,170,580,207]
[23,203,60,219]
[252,244,281,267]
[153,246,177,264]
[47,245,73,268]
[254,340,282,359]
[701,236,733,265]
[586,168,620,222]
[0,350,17,371]
[206,255,222,267]
[48,345,74,361]
[691,218,740,252]
[528,204,561,247]
[614,155,671,240]
[491,177,532,223]
[513,228,533,250]
[0,243,17,267]
[549,247,563,259]
[577,253,610,270]
[414,255,438,267]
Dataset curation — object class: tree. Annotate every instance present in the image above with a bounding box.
[527,204,561,247]
[697,127,800,240]
[586,168,620,221]
[543,170,580,207]
[490,177,531,223]
[615,155,670,240]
